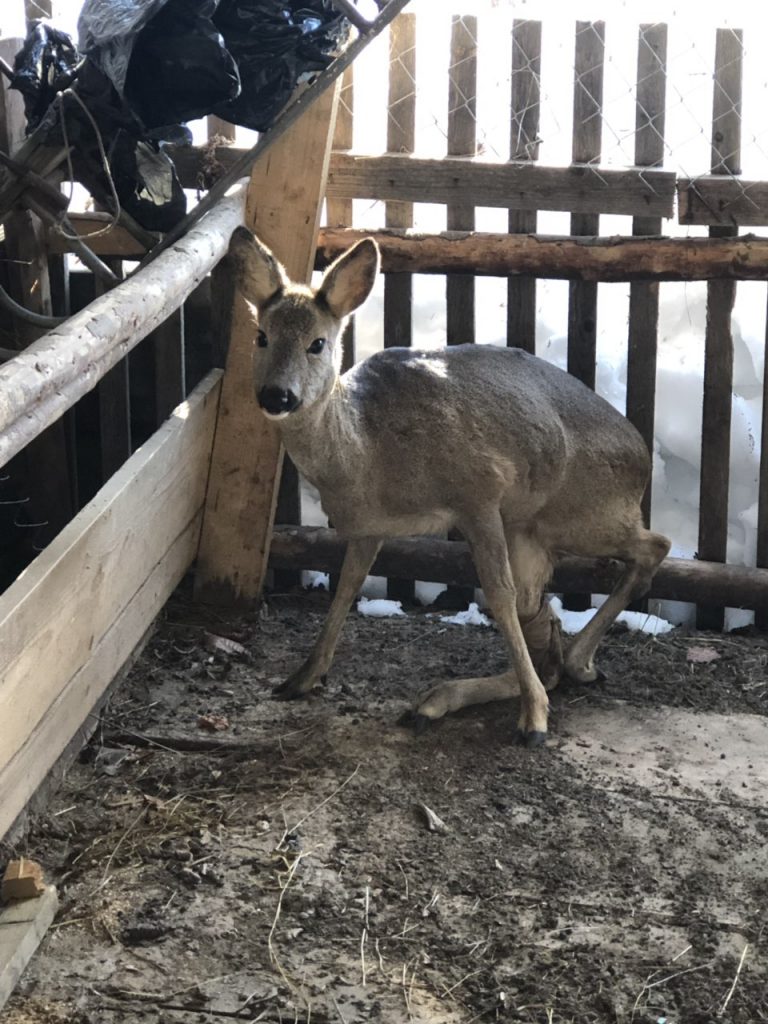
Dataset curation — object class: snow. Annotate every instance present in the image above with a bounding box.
[435,603,492,627]
[549,597,675,637]
[357,597,406,618]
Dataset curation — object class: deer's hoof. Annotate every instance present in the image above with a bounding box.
[563,665,606,685]
[514,728,547,749]
[398,710,434,736]
[273,673,325,701]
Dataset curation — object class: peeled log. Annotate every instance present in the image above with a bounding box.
[315,227,768,282]
[269,526,768,611]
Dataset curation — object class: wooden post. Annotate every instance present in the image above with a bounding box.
[194,84,340,605]
[383,13,417,606]
[507,19,541,353]
[697,29,742,631]
[446,15,477,345]
[565,21,604,611]
[626,25,667,526]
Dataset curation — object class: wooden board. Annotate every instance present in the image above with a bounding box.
[627,23,668,525]
[0,886,58,1013]
[327,66,356,373]
[679,177,768,227]
[698,29,743,631]
[194,85,340,605]
[507,19,542,353]
[0,372,222,841]
[168,146,676,218]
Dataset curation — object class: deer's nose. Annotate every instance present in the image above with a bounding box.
[258,386,301,416]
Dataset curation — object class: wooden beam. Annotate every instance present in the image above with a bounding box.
[0,372,222,842]
[194,84,340,605]
[317,229,768,280]
[167,146,677,218]
[56,221,768,280]
[268,526,768,611]
[0,185,245,470]
[0,886,58,1013]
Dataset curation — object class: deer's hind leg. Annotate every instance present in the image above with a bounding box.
[564,525,670,683]
[412,514,553,746]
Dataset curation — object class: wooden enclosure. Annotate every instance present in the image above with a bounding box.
[1,6,768,842]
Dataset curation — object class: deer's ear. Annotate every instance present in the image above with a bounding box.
[228,227,288,309]
[317,238,379,319]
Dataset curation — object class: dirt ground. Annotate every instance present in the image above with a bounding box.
[4,586,768,1024]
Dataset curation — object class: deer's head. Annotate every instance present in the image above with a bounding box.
[229,227,379,419]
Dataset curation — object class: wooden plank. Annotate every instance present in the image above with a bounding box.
[0,372,221,791]
[446,15,476,345]
[698,28,743,631]
[383,14,416,605]
[93,260,132,477]
[269,526,768,610]
[566,21,604,611]
[68,222,768,280]
[679,177,768,227]
[327,67,356,376]
[627,23,667,526]
[507,19,541,353]
[194,84,340,605]
[567,20,604,391]
[169,147,677,218]
[0,886,58,1013]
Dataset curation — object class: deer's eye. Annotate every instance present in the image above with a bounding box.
[257,330,268,348]
[308,337,326,355]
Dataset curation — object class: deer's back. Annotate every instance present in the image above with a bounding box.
[338,345,649,527]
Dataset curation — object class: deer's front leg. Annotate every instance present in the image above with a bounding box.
[274,536,382,700]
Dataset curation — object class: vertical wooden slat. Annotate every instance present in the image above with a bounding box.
[384,13,416,605]
[565,21,604,611]
[446,15,477,345]
[697,28,743,631]
[94,261,132,476]
[626,23,667,527]
[327,67,356,373]
[507,19,541,353]
[567,21,604,391]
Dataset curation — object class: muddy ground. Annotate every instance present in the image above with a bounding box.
[3,586,768,1024]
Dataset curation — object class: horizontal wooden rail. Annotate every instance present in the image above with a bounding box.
[679,177,768,227]
[168,146,676,218]
[316,228,768,280]
[0,184,245,470]
[54,221,768,281]
[0,372,222,842]
[270,526,768,611]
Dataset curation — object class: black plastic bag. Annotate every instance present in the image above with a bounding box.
[11,21,80,131]
[210,1,349,131]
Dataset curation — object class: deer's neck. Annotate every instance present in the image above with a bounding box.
[277,378,363,491]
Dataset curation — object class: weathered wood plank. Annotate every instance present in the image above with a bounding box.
[698,28,743,631]
[679,177,768,227]
[168,146,676,217]
[62,222,768,280]
[507,19,541,353]
[194,85,339,605]
[269,526,768,611]
[327,67,356,375]
[627,23,667,525]
[0,886,58,1013]
[0,373,221,841]
[446,15,476,345]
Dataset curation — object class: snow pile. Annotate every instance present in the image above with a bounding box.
[549,597,675,636]
[357,597,406,618]
[436,602,491,627]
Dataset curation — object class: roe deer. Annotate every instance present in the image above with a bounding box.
[229,227,670,747]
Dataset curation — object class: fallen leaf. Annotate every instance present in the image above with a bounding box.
[418,803,448,834]
[686,646,720,664]
[198,714,230,732]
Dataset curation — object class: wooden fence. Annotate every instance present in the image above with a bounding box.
[2,9,768,835]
